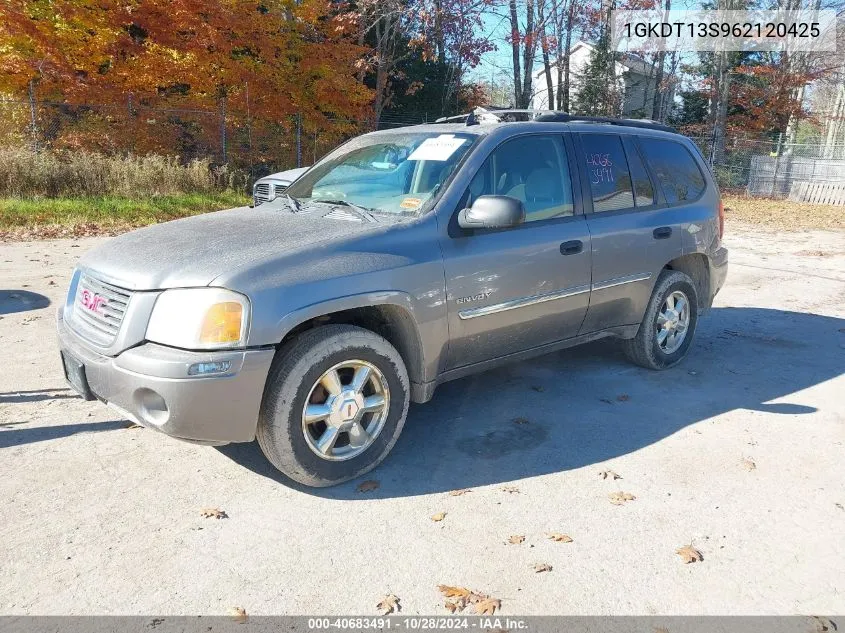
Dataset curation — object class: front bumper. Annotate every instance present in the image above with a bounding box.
[58,308,275,445]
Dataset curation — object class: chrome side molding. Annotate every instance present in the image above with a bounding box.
[591,272,652,291]
[457,272,652,320]
[458,284,591,320]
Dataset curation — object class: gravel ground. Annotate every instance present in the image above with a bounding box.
[1,224,843,616]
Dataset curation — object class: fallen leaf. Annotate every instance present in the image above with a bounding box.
[449,488,472,496]
[609,492,636,505]
[125,422,143,430]
[740,457,757,471]
[533,563,552,573]
[200,508,228,519]
[513,417,530,425]
[835,503,843,511]
[501,486,520,494]
[676,545,703,564]
[431,511,447,522]
[547,533,573,543]
[438,585,472,600]
[599,470,622,480]
[376,594,400,615]
[473,597,501,615]
[438,585,472,612]
[356,480,380,493]
[228,607,247,622]
[438,585,501,614]
[507,535,525,545]
[616,394,630,402]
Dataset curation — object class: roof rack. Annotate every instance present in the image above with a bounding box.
[534,112,678,134]
[432,108,679,134]
[434,108,550,124]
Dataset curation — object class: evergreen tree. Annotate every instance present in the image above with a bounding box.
[572,29,619,116]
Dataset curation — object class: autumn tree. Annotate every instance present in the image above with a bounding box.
[0,0,372,160]
[415,0,497,114]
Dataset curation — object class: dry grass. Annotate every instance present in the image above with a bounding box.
[0,147,246,198]
[0,192,248,240]
[723,194,844,232]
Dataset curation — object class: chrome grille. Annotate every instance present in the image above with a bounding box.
[254,183,271,205]
[71,274,132,346]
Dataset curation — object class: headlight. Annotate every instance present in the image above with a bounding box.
[146,288,250,350]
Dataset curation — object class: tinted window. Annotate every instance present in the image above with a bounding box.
[465,135,574,223]
[624,139,655,206]
[582,134,634,213]
[639,137,706,204]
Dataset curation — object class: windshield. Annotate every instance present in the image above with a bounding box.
[285,131,476,215]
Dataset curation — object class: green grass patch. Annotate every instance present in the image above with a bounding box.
[0,192,249,234]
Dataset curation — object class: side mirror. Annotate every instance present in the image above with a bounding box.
[457,195,525,230]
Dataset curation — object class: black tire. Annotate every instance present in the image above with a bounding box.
[623,269,699,370]
[257,324,410,487]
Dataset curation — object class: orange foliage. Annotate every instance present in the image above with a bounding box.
[0,0,373,148]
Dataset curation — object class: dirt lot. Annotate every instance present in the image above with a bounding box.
[1,221,843,616]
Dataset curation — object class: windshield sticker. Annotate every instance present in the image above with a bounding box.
[408,135,467,161]
[400,197,422,209]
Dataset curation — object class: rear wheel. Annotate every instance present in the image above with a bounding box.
[623,269,699,370]
[257,324,410,487]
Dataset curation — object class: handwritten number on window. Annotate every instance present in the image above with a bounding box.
[586,153,613,167]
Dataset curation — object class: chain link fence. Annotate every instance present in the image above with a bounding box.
[3,94,845,202]
[688,133,845,200]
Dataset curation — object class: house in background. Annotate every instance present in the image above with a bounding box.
[531,41,662,118]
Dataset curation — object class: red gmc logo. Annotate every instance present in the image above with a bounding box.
[81,289,108,314]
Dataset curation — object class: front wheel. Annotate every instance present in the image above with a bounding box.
[623,269,699,370]
[257,324,410,487]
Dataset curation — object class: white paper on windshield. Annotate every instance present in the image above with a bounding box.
[408,135,466,161]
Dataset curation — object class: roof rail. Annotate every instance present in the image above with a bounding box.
[434,108,551,124]
[534,112,678,134]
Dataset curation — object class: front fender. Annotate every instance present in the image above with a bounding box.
[255,289,447,388]
[276,290,416,338]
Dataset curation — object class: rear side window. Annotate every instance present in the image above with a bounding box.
[581,134,634,213]
[639,137,706,204]
[623,139,655,206]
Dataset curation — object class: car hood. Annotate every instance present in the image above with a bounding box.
[258,167,309,184]
[79,205,395,290]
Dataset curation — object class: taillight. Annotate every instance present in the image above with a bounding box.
[718,200,725,239]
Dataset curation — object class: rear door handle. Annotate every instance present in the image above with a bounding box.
[560,240,583,255]
[653,226,672,240]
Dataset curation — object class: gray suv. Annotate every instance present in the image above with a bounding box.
[57,112,728,487]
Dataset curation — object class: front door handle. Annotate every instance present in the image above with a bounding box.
[653,226,672,240]
[560,240,583,255]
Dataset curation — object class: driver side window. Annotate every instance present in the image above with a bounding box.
[465,135,574,223]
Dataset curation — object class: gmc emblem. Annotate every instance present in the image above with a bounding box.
[81,289,108,314]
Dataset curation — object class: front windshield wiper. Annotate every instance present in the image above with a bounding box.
[310,199,378,223]
[263,193,301,213]
[283,194,301,213]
